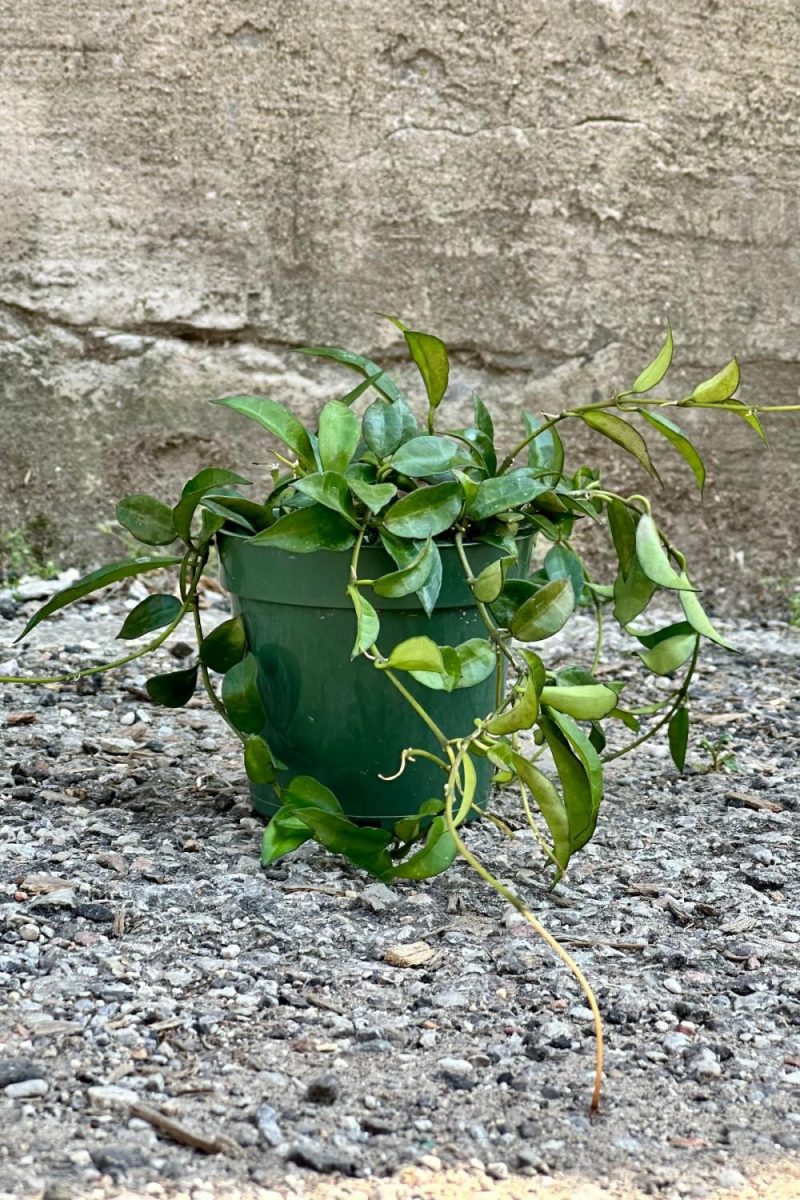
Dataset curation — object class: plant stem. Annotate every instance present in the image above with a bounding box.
[380,667,450,750]
[498,413,568,475]
[442,770,604,1114]
[454,533,517,668]
[0,595,194,687]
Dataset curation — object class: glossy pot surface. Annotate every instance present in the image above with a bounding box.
[218,533,532,824]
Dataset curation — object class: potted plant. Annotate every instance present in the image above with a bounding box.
[4,318,797,1111]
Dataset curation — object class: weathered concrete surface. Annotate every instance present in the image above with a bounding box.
[1,0,799,608]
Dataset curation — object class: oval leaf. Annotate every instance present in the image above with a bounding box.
[294,472,357,523]
[213,396,315,467]
[221,653,266,734]
[250,504,356,553]
[372,537,434,599]
[579,410,659,480]
[382,483,462,539]
[146,664,198,708]
[347,477,397,514]
[389,435,465,477]
[690,357,740,404]
[637,409,706,493]
[318,400,361,474]
[392,817,457,880]
[116,495,177,546]
[117,593,181,640]
[173,468,251,543]
[244,735,277,785]
[668,707,690,772]
[540,684,619,720]
[348,585,380,657]
[382,636,445,674]
[631,324,674,393]
[467,472,546,522]
[523,412,564,477]
[543,544,585,604]
[635,514,694,592]
[638,632,698,676]
[404,329,449,412]
[200,614,248,674]
[16,556,183,642]
[510,578,574,642]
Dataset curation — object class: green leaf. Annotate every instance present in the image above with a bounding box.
[348,585,380,657]
[540,684,619,720]
[510,578,574,642]
[199,497,254,533]
[213,395,315,467]
[294,472,357,524]
[337,370,387,407]
[638,632,698,675]
[318,400,361,474]
[579,410,659,480]
[473,394,494,443]
[631,324,673,393]
[668,707,690,771]
[116,495,177,546]
[347,478,397,514]
[283,775,344,814]
[487,671,539,734]
[472,556,515,604]
[636,410,706,493]
[173,468,251,543]
[145,664,198,708]
[612,560,657,625]
[467,472,546,522]
[409,638,495,692]
[380,531,442,616]
[372,537,435,599]
[392,817,457,880]
[287,807,394,879]
[297,345,407,405]
[16,556,184,642]
[690,357,740,404]
[546,710,604,811]
[261,810,314,865]
[488,578,538,629]
[539,716,596,853]
[507,748,571,874]
[221,653,266,734]
[389,436,466,477]
[521,648,547,694]
[523,413,564,477]
[199,491,271,532]
[200,614,248,673]
[116,593,181,640]
[382,483,462,539]
[244,735,277,785]
[720,400,767,443]
[382,636,445,674]
[404,329,449,414]
[543,544,585,604]
[635,514,693,591]
[362,397,404,459]
[250,504,356,553]
[677,573,735,649]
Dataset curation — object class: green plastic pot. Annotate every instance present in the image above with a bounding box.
[218,532,532,826]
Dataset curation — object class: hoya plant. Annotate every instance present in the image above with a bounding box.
[4,318,797,1110]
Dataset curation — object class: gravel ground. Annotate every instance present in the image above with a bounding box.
[1,571,799,1200]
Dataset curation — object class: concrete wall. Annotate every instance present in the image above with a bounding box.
[1,0,799,610]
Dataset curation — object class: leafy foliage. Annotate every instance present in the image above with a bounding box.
[10,318,787,895]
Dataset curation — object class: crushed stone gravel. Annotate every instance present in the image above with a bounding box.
[1,571,798,1200]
